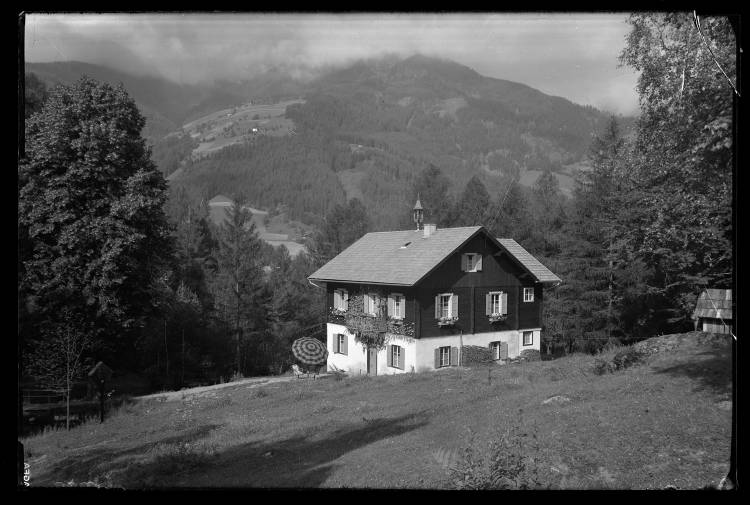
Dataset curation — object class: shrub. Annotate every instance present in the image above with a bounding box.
[447,412,546,489]
[519,349,541,362]
[461,345,494,366]
[611,348,644,371]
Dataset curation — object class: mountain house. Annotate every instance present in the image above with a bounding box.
[307,198,561,375]
[692,289,733,335]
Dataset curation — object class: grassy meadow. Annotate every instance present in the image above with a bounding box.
[21,332,732,489]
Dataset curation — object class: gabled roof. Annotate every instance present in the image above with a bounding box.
[308,226,561,287]
[693,289,732,320]
[496,239,562,284]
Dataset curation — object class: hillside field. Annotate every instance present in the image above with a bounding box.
[21,332,732,489]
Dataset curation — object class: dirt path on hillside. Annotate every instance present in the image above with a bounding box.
[136,373,331,402]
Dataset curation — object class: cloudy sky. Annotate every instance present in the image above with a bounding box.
[25,13,641,116]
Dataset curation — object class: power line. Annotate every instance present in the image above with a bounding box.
[692,11,740,98]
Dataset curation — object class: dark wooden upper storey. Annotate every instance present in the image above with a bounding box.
[309,226,560,339]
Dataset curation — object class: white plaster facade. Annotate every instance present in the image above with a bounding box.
[326,322,541,375]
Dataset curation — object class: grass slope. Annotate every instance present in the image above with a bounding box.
[22,332,731,489]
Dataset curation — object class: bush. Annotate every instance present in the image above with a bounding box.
[461,345,494,366]
[447,412,545,489]
[611,348,644,371]
[519,349,541,362]
[593,347,644,375]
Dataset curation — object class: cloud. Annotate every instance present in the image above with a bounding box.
[24,13,641,115]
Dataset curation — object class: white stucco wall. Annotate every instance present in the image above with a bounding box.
[414,328,541,372]
[328,323,541,375]
[327,323,366,374]
[327,323,417,375]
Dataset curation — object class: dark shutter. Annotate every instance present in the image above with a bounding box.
[476,255,482,271]
[387,345,393,367]
[501,292,508,315]
[342,335,348,355]
[435,295,440,319]
[451,294,458,318]
[434,348,441,368]
[399,347,405,370]
[486,293,492,315]
[450,346,458,366]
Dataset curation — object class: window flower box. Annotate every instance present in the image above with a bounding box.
[488,313,507,323]
[437,316,458,327]
[389,317,404,325]
[331,308,348,317]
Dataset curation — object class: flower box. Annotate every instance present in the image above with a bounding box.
[488,314,508,323]
[437,317,458,327]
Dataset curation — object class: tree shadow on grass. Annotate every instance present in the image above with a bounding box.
[652,346,732,396]
[38,423,222,487]
[172,411,432,488]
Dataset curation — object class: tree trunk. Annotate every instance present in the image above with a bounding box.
[235,281,241,376]
[181,327,185,387]
[164,319,169,382]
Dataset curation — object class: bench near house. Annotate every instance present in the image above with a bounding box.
[308,202,561,375]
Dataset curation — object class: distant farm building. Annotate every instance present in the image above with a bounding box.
[692,289,732,334]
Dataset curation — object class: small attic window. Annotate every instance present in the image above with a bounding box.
[400,241,412,249]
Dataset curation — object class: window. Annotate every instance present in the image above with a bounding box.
[487,291,507,316]
[333,289,349,311]
[335,334,348,355]
[462,253,482,272]
[439,294,452,318]
[523,331,534,346]
[390,345,402,369]
[523,287,535,302]
[365,293,378,316]
[439,346,451,367]
[389,293,404,319]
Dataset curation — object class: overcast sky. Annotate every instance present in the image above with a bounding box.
[25,13,641,116]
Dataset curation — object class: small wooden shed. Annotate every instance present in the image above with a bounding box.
[692,289,732,334]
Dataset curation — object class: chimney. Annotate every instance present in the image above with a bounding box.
[423,223,437,238]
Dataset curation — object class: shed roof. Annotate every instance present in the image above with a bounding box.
[308,226,561,286]
[693,289,733,320]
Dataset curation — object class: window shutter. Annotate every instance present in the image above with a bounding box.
[485,293,492,315]
[335,334,340,353]
[388,295,395,318]
[343,290,349,311]
[364,293,371,314]
[451,294,458,318]
[500,341,508,359]
[435,295,440,319]
[450,346,459,366]
[434,348,441,368]
[387,345,393,367]
[476,255,482,271]
[501,292,508,315]
[333,290,341,309]
[342,335,348,355]
[461,254,467,272]
[399,347,405,370]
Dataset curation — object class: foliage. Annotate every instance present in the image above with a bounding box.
[447,412,545,490]
[344,291,389,351]
[306,198,370,265]
[20,76,174,374]
[460,345,494,366]
[24,72,49,119]
[613,13,734,332]
[211,194,271,375]
[519,349,541,362]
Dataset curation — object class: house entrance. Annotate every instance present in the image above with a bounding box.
[367,347,378,375]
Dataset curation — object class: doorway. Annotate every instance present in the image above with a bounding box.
[367,347,378,375]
